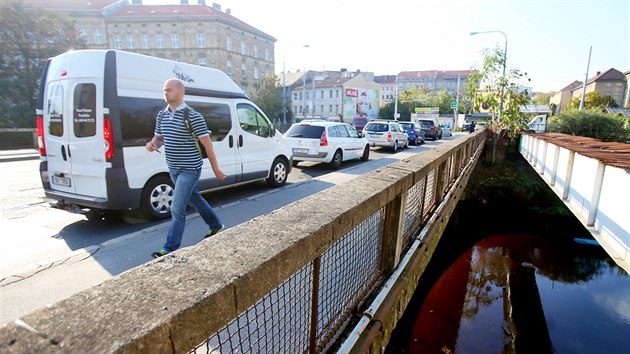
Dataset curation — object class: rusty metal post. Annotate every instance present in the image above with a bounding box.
[309,257,321,354]
[381,193,405,275]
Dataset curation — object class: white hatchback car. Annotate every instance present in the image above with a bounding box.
[362,120,409,152]
[284,121,370,169]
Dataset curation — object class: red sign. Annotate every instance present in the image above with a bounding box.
[345,88,358,97]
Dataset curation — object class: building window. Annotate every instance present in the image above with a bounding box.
[299,106,303,113]
[227,37,232,51]
[199,58,206,66]
[127,35,134,49]
[114,35,121,49]
[141,34,149,48]
[335,90,339,98]
[306,92,309,100]
[254,66,259,79]
[329,90,333,98]
[241,41,246,55]
[197,33,205,48]
[320,91,324,99]
[320,105,324,113]
[299,92,302,100]
[294,92,298,100]
[156,34,164,48]
[80,29,88,44]
[93,29,102,44]
[265,48,270,61]
[241,63,247,77]
[253,45,258,58]
[335,104,339,113]
[171,34,179,48]
[227,60,233,74]
[329,105,333,113]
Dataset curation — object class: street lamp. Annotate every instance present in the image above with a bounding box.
[470,30,507,122]
[282,44,309,125]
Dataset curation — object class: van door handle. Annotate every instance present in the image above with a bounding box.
[229,135,234,148]
[61,145,67,161]
[67,144,71,158]
[239,135,243,147]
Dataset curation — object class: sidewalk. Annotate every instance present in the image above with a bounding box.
[0,149,40,162]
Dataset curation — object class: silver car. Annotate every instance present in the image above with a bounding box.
[362,120,409,152]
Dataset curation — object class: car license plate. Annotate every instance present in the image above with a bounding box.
[52,176,71,187]
[293,148,308,154]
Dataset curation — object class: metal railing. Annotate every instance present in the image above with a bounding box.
[1,131,486,353]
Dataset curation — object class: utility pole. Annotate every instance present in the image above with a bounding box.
[579,46,592,111]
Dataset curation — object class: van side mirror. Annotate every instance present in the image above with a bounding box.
[269,125,276,137]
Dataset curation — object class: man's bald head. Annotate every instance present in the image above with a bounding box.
[163,78,185,107]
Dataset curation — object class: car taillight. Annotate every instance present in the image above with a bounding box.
[410,129,415,134]
[320,131,328,146]
[104,117,114,160]
[387,132,393,141]
[36,115,46,156]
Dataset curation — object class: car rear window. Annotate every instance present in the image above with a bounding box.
[419,121,434,127]
[285,124,325,138]
[352,118,367,124]
[365,123,388,132]
[399,123,413,129]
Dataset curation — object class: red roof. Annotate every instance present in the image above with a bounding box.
[28,0,120,11]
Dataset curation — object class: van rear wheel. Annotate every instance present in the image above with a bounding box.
[140,176,174,220]
[266,157,288,187]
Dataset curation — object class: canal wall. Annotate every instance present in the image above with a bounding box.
[0,132,486,353]
[520,133,630,273]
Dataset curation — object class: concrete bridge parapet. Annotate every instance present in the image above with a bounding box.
[0,132,486,353]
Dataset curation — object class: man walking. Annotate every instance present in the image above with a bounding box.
[146,78,226,258]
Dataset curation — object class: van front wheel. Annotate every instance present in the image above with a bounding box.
[266,157,288,187]
[140,176,174,220]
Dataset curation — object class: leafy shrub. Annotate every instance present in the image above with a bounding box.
[547,109,630,143]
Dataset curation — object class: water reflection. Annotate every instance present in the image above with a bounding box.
[406,234,630,354]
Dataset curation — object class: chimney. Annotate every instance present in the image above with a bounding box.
[181,0,189,4]
[131,0,142,4]
[226,8,231,14]
[212,3,221,10]
[596,71,601,75]
[198,0,206,5]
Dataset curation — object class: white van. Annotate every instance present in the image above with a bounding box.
[526,114,547,133]
[36,49,292,220]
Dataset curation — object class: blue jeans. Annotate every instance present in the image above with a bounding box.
[163,168,222,252]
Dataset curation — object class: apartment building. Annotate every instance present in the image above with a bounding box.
[290,71,379,121]
[374,75,397,107]
[570,68,627,107]
[397,70,474,95]
[30,0,276,98]
[549,80,582,115]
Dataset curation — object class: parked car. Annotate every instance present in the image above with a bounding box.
[399,121,425,145]
[362,120,409,152]
[352,116,368,133]
[440,124,453,137]
[417,118,442,140]
[284,121,370,169]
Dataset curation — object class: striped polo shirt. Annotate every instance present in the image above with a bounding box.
[155,103,209,170]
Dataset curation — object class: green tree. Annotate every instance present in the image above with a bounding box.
[0,2,85,128]
[547,109,630,143]
[570,91,619,111]
[466,46,531,139]
[252,75,282,124]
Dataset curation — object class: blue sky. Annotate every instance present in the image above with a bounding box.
[145,0,628,92]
